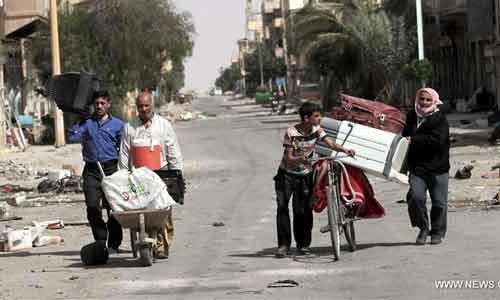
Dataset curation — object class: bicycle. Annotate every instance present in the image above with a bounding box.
[312,155,358,261]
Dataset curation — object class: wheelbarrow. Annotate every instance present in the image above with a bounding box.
[111,208,171,267]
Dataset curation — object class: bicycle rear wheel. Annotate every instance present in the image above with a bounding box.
[326,180,341,261]
[343,221,356,252]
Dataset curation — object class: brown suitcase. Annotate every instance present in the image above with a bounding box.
[331,93,406,134]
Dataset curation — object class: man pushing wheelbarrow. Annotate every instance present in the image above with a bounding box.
[118,91,185,261]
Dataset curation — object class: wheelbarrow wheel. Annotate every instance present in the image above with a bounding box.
[138,246,153,267]
[130,230,138,258]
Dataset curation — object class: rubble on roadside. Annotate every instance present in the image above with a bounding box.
[157,101,211,122]
[1,192,84,207]
[0,184,34,193]
[37,175,82,194]
[454,165,474,179]
[0,202,11,219]
[0,221,64,252]
[0,160,40,180]
[0,160,85,230]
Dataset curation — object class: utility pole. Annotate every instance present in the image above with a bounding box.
[257,32,265,88]
[238,39,247,96]
[50,0,65,147]
[245,0,253,39]
[0,67,4,150]
[416,0,425,60]
[494,0,500,110]
[280,0,291,97]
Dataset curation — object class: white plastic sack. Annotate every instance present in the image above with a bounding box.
[101,167,176,212]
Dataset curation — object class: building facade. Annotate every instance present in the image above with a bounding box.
[422,0,500,110]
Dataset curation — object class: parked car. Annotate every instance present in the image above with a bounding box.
[214,88,223,96]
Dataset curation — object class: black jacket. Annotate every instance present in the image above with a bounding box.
[402,110,450,177]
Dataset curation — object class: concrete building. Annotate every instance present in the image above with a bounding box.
[0,0,51,121]
[422,0,500,110]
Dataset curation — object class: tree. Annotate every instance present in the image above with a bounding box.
[293,0,416,109]
[215,42,286,95]
[243,42,286,95]
[344,1,416,103]
[32,0,195,114]
[215,64,241,92]
[293,0,359,109]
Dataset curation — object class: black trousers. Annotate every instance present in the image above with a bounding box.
[274,168,314,249]
[82,160,122,249]
[407,173,448,238]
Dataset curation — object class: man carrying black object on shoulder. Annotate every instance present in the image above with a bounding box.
[68,90,124,253]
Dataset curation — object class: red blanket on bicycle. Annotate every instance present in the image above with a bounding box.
[312,160,385,218]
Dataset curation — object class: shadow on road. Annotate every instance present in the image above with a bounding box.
[0,250,82,257]
[228,247,278,258]
[229,242,415,260]
[449,130,491,148]
[65,256,152,269]
[0,249,132,258]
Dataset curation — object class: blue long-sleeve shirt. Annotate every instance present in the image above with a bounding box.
[68,115,124,163]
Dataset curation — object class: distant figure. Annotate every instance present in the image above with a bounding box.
[476,86,495,111]
[402,88,450,246]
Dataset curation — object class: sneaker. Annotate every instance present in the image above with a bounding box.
[297,247,311,255]
[275,246,289,258]
[430,235,442,245]
[415,229,429,245]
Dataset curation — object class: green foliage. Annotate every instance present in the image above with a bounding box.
[344,2,416,101]
[215,64,240,92]
[293,0,417,107]
[403,59,433,84]
[32,0,195,108]
[215,43,286,95]
[244,43,286,94]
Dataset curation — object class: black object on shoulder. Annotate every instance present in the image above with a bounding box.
[47,72,102,114]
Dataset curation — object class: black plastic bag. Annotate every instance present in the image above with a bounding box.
[80,241,109,265]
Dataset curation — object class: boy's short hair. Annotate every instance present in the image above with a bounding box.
[299,102,321,121]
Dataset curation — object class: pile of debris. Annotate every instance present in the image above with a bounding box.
[0,165,84,213]
[37,175,82,194]
[0,220,64,251]
[159,102,204,122]
[0,160,39,180]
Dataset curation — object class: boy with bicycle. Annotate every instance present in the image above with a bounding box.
[274,102,355,258]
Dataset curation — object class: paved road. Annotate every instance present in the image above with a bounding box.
[2,96,500,299]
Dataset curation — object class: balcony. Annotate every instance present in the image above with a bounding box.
[263,0,281,14]
[424,0,466,16]
[2,0,49,38]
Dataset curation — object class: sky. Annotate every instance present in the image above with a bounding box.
[174,1,249,93]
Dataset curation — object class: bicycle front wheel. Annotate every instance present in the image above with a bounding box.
[326,183,341,261]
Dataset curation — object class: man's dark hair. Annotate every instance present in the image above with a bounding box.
[93,90,110,101]
[299,102,321,121]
